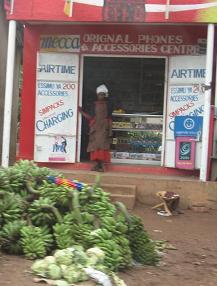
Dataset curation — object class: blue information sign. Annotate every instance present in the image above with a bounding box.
[174,116,203,138]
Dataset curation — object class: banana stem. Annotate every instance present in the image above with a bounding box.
[93,174,101,190]
[25,181,40,195]
[72,190,82,224]
[115,202,132,225]
[41,204,63,224]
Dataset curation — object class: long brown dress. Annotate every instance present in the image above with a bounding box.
[87,100,112,162]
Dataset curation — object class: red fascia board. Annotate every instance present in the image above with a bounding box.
[6,0,217,23]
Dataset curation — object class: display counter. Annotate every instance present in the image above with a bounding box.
[111,113,163,165]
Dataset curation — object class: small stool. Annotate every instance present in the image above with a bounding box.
[152,191,180,216]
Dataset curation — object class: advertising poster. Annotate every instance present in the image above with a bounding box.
[34,52,79,162]
[175,137,196,170]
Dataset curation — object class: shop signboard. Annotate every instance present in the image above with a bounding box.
[166,56,206,140]
[39,26,206,57]
[175,137,196,170]
[34,52,79,162]
[174,116,203,139]
[5,0,217,23]
[40,35,80,53]
[165,55,205,169]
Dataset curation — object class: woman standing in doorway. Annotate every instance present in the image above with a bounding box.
[79,84,112,172]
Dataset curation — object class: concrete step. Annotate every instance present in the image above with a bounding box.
[87,183,136,210]
[110,194,135,210]
[101,184,136,210]
[96,183,136,196]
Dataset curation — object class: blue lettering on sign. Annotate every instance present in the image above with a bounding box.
[188,105,204,116]
[38,89,68,96]
[38,64,76,74]
[171,69,206,79]
[40,36,80,50]
[36,109,73,132]
[170,95,199,102]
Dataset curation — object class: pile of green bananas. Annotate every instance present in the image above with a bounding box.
[0,160,160,269]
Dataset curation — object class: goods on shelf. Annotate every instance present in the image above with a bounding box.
[111,114,163,162]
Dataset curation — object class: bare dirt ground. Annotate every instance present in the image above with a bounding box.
[1,203,217,286]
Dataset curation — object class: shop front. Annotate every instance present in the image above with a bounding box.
[18,24,207,170]
[3,0,217,179]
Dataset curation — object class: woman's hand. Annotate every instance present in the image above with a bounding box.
[78,106,82,113]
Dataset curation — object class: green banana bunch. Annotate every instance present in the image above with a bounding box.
[0,168,10,192]
[53,223,75,249]
[29,166,60,185]
[7,160,38,193]
[0,193,23,226]
[88,187,111,204]
[0,220,26,254]
[53,212,94,250]
[7,160,59,194]
[39,181,72,210]
[7,167,27,193]
[100,216,128,235]
[127,215,159,265]
[95,239,121,271]
[70,223,93,249]
[20,225,53,259]
[89,227,130,271]
[85,201,116,218]
[63,211,94,226]
[89,228,113,244]
[28,197,57,226]
[78,186,94,205]
[113,235,132,269]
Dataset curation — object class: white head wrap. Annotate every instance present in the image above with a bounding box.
[96,84,108,97]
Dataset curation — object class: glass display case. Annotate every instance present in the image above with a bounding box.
[111,113,163,165]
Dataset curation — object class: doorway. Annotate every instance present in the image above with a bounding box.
[80,56,166,163]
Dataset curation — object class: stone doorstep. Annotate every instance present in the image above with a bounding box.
[93,183,136,210]
[109,194,136,210]
[99,183,136,196]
